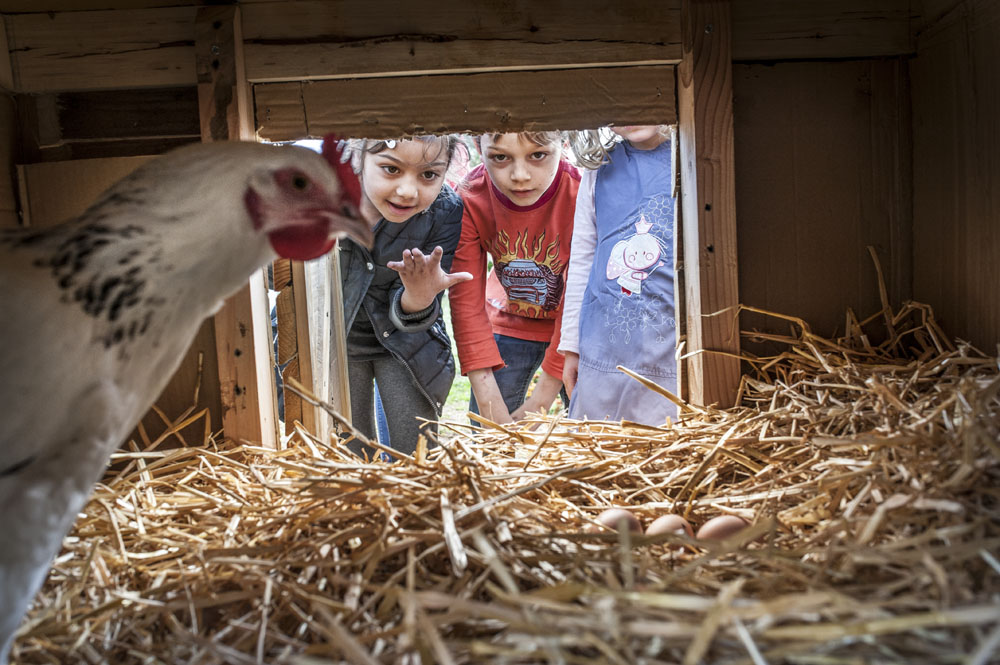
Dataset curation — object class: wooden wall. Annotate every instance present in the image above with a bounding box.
[0,14,16,228]
[910,0,999,352]
[733,59,912,342]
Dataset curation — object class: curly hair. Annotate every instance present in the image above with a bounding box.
[569,125,674,170]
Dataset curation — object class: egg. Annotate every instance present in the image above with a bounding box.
[645,514,694,538]
[594,508,643,534]
[695,515,749,540]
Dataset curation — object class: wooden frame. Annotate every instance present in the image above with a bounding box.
[1,0,931,431]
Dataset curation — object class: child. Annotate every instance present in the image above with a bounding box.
[449,131,580,423]
[560,125,678,425]
[323,135,471,458]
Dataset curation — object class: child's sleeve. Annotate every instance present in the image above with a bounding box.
[558,169,598,356]
[448,205,504,374]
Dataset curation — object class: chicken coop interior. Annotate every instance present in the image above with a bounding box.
[1,1,999,663]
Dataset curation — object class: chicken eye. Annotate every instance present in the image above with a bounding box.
[291,174,310,190]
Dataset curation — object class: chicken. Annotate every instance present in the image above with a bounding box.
[0,141,373,662]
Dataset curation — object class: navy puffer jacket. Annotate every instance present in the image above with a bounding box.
[338,185,464,413]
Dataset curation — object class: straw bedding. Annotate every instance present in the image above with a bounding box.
[12,297,1000,664]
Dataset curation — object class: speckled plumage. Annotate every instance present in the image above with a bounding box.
[0,141,372,664]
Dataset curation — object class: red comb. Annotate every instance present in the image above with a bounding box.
[321,133,362,211]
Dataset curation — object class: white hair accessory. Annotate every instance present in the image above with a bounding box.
[385,139,397,149]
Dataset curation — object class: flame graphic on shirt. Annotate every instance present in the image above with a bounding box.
[490,229,565,318]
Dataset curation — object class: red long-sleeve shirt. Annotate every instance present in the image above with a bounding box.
[449,160,580,378]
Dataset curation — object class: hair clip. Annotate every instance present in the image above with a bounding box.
[385,139,397,149]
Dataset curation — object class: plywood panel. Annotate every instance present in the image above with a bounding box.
[911,0,1000,351]
[734,59,911,342]
[256,66,677,141]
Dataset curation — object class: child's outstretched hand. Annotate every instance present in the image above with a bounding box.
[388,246,473,313]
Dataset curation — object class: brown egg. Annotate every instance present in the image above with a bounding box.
[594,508,643,534]
[645,514,694,538]
[696,515,749,540]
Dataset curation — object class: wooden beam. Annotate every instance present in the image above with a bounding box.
[678,0,741,409]
[5,6,197,93]
[241,0,681,82]
[255,66,678,141]
[196,5,278,449]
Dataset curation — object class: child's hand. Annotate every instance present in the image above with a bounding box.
[468,368,513,424]
[388,246,473,313]
[562,352,580,398]
[511,370,563,421]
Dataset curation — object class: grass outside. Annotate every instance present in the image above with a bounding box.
[440,293,472,426]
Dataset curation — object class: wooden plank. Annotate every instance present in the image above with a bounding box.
[677,0,740,409]
[0,15,13,91]
[303,254,335,442]
[196,5,278,449]
[911,0,1000,352]
[733,60,907,345]
[240,0,682,82]
[14,87,200,162]
[329,248,351,422]
[5,6,197,93]
[731,0,916,61]
[255,66,678,141]
[290,259,317,432]
[869,59,912,310]
[273,259,303,426]
[0,92,17,228]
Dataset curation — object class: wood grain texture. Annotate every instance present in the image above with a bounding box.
[5,6,197,93]
[0,91,16,227]
[733,60,910,345]
[0,14,13,91]
[4,1,918,93]
[678,0,741,409]
[197,5,278,449]
[255,66,677,141]
[731,0,916,61]
[911,0,1000,351]
[290,259,317,433]
[240,0,681,81]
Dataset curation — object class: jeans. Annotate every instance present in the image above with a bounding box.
[469,334,568,419]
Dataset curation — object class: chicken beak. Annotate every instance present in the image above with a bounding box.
[324,208,374,249]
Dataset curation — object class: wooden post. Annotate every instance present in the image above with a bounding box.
[273,258,318,433]
[196,6,278,448]
[677,0,741,408]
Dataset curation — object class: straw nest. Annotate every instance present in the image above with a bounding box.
[13,297,1000,665]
